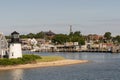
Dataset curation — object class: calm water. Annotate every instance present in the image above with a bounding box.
[0,52,120,80]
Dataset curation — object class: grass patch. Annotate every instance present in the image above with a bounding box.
[0,54,41,66]
[36,56,65,62]
[0,54,65,66]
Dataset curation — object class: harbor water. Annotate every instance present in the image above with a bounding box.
[0,52,120,80]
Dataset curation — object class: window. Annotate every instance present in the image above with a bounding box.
[12,52,14,56]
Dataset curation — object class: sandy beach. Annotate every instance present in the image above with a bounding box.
[0,60,88,70]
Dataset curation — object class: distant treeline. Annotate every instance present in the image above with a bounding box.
[5,31,85,45]
[52,31,85,45]
[5,31,120,45]
[5,31,51,39]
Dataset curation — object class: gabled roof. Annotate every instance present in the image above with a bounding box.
[11,31,19,35]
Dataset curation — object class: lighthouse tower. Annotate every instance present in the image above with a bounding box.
[9,31,22,58]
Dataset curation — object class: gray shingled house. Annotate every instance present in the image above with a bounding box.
[0,33,8,58]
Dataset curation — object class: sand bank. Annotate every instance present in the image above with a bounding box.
[0,60,88,70]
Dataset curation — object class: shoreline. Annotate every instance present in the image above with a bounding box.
[0,60,89,70]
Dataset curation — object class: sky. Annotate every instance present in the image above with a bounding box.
[0,0,120,36]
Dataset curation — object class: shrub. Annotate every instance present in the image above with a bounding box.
[22,54,41,63]
[0,54,41,66]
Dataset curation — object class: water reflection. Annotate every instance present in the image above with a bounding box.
[60,52,80,60]
[11,69,23,80]
[0,69,23,80]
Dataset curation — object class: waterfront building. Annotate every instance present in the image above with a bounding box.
[87,34,104,42]
[30,38,38,46]
[56,42,80,52]
[44,30,56,39]
[81,45,87,51]
[9,31,22,58]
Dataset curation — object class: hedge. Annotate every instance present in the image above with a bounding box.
[0,54,41,66]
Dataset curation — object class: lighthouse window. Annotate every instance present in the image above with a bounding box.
[13,34,19,38]
[12,52,14,56]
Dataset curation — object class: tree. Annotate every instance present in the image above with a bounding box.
[27,33,35,38]
[69,31,85,45]
[69,32,73,37]
[69,31,81,37]
[104,32,112,40]
[70,36,85,45]
[20,35,27,38]
[5,36,10,39]
[74,31,81,36]
[52,34,69,44]
[35,32,45,38]
[113,35,120,44]
[116,36,120,43]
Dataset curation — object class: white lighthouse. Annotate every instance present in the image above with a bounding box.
[9,31,22,58]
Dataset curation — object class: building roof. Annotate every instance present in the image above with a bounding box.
[45,30,55,36]
[11,31,19,35]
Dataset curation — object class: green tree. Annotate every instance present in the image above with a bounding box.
[69,31,81,37]
[116,35,120,43]
[35,32,45,38]
[20,35,27,38]
[52,34,69,44]
[69,32,73,37]
[74,31,81,36]
[104,32,112,40]
[70,36,85,45]
[69,31,85,45]
[27,33,35,38]
[5,36,10,39]
[113,35,120,44]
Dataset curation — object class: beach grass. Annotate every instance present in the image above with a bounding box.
[36,56,65,62]
[0,54,65,66]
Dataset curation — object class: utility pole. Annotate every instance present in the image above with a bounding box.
[70,25,72,34]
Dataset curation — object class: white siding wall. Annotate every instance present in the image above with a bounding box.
[0,33,8,58]
[9,43,22,58]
